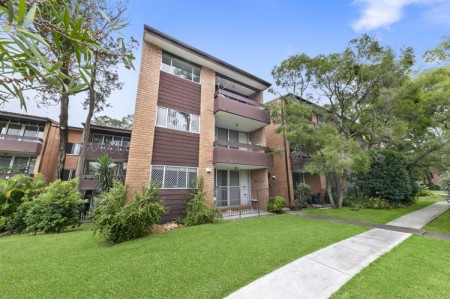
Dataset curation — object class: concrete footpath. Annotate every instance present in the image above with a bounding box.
[225,202,449,299]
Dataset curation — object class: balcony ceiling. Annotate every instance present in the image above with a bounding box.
[216,77,255,96]
[215,111,267,132]
[214,163,267,170]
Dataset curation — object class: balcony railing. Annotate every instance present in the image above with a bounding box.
[86,143,129,159]
[214,90,270,125]
[290,155,312,171]
[213,187,271,217]
[0,134,43,154]
[213,140,271,153]
[213,141,273,168]
[79,174,126,191]
[0,134,43,143]
[215,90,264,108]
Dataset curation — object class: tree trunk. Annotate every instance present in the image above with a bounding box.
[326,175,337,208]
[76,76,96,184]
[56,93,69,180]
[337,172,346,208]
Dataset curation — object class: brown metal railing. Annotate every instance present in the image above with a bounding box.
[213,140,270,153]
[215,89,264,108]
[213,187,271,218]
[0,134,42,143]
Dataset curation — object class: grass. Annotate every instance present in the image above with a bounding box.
[303,194,443,224]
[332,235,450,299]
[424,210,450,234]
[0,215,367,299]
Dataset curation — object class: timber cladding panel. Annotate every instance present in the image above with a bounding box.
[159,189,191,222]
[152,127,199,166]
[157,71,201,114]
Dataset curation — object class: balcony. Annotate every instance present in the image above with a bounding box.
[79,174,125,191]
[86,143,129,160]
[213,140,273,169]
[0,134,42,154]
[214,90,270,132]
[290,155,312,172]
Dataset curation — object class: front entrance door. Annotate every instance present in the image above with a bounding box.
[215,169,250,207]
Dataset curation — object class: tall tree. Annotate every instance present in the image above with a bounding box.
[2,0,134,179]
[75,0,137,181]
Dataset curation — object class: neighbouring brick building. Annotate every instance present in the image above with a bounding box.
[0,111,59,182]
[265,94,327,206]
[126,25,274,221]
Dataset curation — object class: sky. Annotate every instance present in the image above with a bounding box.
[2,0,450,126]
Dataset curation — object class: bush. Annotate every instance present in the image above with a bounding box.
[356,149,416,204]
[294,183,311,209]
[184,176,221,226]
[417,184,433,197]
[24,179,85,234]
[267,196,285,213]
[343,194,394,210]
[92,181,166,244]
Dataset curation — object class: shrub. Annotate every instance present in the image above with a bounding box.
[95,154,114,192]
[92,181,166,244]
[24,179,85,234]
[356,149,416,204]
[267,196,285,213]
[184,176,221,226]
[417,184,433,197]
[364,197,394,209]
[294,183,311,209]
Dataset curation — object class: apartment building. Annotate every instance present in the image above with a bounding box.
[0,111,59,182]
[64,125,131,198]
[126,26,273,221]
[265,94,326,206]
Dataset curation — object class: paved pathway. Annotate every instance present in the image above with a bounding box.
[225,202,449,299]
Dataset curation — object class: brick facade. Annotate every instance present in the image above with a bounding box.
[198,67,216,204]
[36,122,60,182]
[125,42,162,197]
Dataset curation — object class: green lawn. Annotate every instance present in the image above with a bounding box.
[0,215,367,299]
[303,194,443,224]
[424,210,450,234]
[332,235,450,299]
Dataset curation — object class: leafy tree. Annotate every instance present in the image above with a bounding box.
[424,35,450,63]
[0,0,135,179]
[357,149,417,204]
[94,154,114,192]
[92,114,134,130]
[75,1,137,181]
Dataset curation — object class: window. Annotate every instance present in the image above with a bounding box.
[150,165,198,189]
[91,134,130,146]
[0,122,44,139]
[62,169,75,181]
[161,53,201,83]
[156,107,200,133]
[66,142,81,155]
[0,156,35,174]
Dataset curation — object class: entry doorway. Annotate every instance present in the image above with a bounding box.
[215,169,250,207]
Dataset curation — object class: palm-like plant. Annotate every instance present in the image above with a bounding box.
[95,155,114,192]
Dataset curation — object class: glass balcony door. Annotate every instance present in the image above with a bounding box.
[215,169,250,207]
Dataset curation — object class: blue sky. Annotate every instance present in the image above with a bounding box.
[3,0,450,126]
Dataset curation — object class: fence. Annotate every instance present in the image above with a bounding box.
[213,187,271,218]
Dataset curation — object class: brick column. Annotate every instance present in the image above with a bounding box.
[198,67,215,205]
[125,42,162,198]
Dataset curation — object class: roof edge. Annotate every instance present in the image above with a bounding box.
[143,24,272,88]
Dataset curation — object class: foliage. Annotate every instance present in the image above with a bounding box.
[184,176,221,226]
[267,196,285,213]
[24,179,85,233]
[356,149,417,204]
[95,154,114,192]
[92,181,166,244]
[294,183,311,209]
[441,172,450,199]
[417,184,433,197]
[92,114,134,130]
[344,195,394,210]
[0,173,45,219]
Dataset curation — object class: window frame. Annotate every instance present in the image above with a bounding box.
[150,165,198,190]
[160,53,201,84]
[156,106,200,134]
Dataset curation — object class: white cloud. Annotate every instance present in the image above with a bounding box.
[352,0,435,31]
